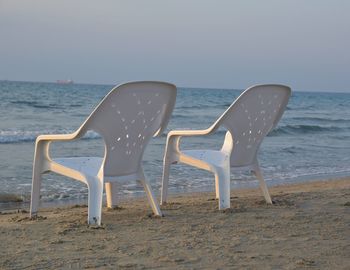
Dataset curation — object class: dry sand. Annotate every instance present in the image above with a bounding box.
[0,178,349,269]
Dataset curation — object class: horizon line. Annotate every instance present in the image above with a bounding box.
[0,79,349,94]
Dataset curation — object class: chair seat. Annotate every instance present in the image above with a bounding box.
[181,150,229,167]
[53,157,103,177]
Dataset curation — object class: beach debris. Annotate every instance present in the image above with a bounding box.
[88,224,105,230]
[29,215,47,221]
[71,204,88,208]
[0,193,23,203]
[147,213,164,218]
[296,258,316,266]
[220,207,247,214]
[269,197,296,207]
[9,215,47,222]
[106,206,125,211]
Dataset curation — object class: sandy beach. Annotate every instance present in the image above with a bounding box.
[0,178,349,269]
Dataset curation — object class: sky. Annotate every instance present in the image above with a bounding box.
[0,1,349,92]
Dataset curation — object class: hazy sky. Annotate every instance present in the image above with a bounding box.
[1,1,349,92]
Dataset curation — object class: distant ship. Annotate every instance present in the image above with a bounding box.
[56,79,74,85]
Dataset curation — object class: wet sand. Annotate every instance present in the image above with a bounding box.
[0,178,349,269]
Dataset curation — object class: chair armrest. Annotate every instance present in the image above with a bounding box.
[33,130,85,169]
[167,127,214,138]
[164,127,217,157]
[36,131,82,143]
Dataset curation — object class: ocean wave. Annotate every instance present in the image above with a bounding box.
[0,130,101,144]
[0,130,39,143]
[290,117,350,123]
[269,124,346,136]
[281,146,301,153]
[69,104,83,108]
[3,123,346,144]
[177,104,229,110]
[171,114,190,119]
[10,100,64,109]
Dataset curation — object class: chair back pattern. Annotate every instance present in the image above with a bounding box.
[81,81,177,176]
[216,84,291,167]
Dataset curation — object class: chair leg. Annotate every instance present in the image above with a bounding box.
[140,175,162,216]
[253,166,272,204]
[105,182,119,208]
[214,167,231,210]
[30,164,43,218]
[214,173,220,199]
[30,141,50,218]
[160,159,171,205]
[87,177,104,225]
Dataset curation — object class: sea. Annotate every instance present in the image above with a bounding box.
[1,80,349,209]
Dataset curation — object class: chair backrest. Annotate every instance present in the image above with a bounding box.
[80,81,177,176]
[215,84,291,167]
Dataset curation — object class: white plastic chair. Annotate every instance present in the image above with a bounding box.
[30,81,177,225]
[161,84,291,209]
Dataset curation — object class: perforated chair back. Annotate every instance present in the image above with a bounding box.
[216,84,291,167]
[81,81,177,176]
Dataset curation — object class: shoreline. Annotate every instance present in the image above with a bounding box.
[1,174,349,212]
[0,177,349,269]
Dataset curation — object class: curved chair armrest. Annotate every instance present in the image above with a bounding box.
[164,127,217,156]
[33,130,87,171]
[167,127,215,138]
[36,130,83,143]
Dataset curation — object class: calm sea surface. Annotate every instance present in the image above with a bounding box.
[1,81,349,208]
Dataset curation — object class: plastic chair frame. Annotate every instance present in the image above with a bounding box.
[161,84,291,209]
[30,81,177,225]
